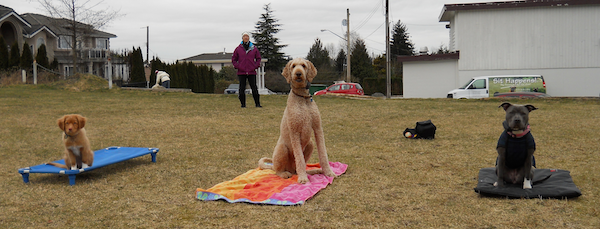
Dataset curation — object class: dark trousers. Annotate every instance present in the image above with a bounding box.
[238,74,260,107]
[161,80,170,88]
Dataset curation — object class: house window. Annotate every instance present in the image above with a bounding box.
[58,36,72,49]
[36,38,45,49]
[96,38,108,49]
[64,66,74,76]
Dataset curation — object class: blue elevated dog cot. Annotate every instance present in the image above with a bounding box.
[18,146,159,185]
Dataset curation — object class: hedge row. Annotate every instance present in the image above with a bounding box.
[361,77,403,95]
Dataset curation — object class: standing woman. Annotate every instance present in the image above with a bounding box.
[232,32,262,108]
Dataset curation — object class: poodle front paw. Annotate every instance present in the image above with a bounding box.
[324,169,337,178]
[298,175,309,184]
[276,171,293,179]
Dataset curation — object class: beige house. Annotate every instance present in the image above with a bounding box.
[0,5,127,80]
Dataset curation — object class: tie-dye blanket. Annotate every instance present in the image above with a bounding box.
[196,162,347,205]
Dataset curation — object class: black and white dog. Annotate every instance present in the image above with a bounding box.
[495,103,538,189]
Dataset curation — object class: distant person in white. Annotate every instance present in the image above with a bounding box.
[155,70,171,88]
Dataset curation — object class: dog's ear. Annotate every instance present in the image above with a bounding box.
[306,60,318,82]
[282,60,293,83]
[499,102,512,111]
[524,105,537,112]
[57,116,66,131]
[76,115,86,129]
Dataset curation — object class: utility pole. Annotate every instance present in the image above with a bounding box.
[145,26,149,66]
[346,8,351,83]
[385,0,391,98]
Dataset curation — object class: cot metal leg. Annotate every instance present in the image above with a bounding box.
[21,173,30,183]
[151,152,157,163]
[68,174,76,186]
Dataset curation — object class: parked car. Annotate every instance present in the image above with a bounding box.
[314,82,364,96]
[493,92,550,98]
[224,84,239,94]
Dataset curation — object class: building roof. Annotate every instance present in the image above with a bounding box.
[181,52,267,64]
[396,52,460,63]
[2,4,116,39]
[439,0,600,22]
[0,5,31,28]
[182,52,233,62]
[21,13,116,38]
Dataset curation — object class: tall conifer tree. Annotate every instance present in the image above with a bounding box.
[253,3,287,71]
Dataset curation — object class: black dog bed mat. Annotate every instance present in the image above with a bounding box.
[474,167,581,199]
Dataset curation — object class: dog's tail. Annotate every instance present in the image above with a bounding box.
[46,162,68,169]
[258,157,273,170]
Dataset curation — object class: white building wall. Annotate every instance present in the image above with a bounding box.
[455,6,600,70]
[445,4,600,97]
[403,59,458,98]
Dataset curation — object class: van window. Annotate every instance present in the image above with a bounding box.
[469,79,486,89]
[459,79,474,89]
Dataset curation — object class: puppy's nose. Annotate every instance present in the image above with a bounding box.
[295,73,302,77]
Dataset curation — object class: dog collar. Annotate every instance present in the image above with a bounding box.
[507,125,530,138]
[292,90,313,100]
[64,131,77,139]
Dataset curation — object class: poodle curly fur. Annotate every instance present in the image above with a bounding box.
[259,58,336,184]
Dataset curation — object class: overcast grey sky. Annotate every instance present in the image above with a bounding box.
[4,0,482,62]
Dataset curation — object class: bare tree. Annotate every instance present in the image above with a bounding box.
[38,0,121,74]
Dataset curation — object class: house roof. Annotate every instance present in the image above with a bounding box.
[0,5,31,28]
[439,0,600,22]
[396,52,460,63]
[182,52,267,64]
[21,13,116,39]
[182,52,233,62]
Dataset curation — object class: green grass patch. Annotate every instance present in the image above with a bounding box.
[1,83,599,228]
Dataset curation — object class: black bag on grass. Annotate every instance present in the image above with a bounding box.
[415,120,436,139]
[404,120,436,139]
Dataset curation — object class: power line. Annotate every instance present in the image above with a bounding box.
[352,0,382,32]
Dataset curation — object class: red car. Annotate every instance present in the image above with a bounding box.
[314,83,364,96]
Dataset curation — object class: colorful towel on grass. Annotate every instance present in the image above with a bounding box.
[196,162,347,205]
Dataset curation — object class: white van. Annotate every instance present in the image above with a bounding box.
[447,75,546,99]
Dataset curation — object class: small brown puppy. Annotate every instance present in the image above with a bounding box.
[47,114,93,170]
[259,58,336,184]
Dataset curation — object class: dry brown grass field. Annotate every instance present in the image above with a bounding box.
[1,78,599,228]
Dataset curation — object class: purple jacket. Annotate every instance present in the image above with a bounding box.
[232,43,261,75]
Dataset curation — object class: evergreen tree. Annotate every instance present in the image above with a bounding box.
[0,37,8,70]
[253,3,287,71]
[9,41,20,68]
[433,44,450,54]
[372,54,386,77]
[186,62,198,92]
[216,66,238,81]
[129,47,145,83]
[390,20,414,56]
[50,57,59,70]
[350,38,376,83]
[306,38,331,68]
[307,38,339,83]
[334,49,346,77]
[35,44,50,68]
[20,43,33,69]
[204,67,215,93]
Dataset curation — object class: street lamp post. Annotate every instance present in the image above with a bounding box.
[320,29,346,41]
[321,26,351,83]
